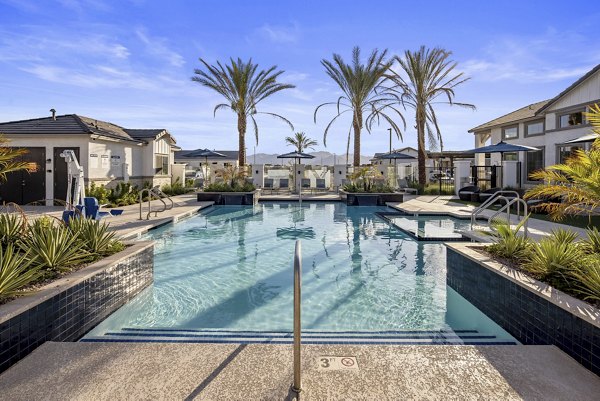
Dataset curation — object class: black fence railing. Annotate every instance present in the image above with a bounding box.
[471,165,501,190]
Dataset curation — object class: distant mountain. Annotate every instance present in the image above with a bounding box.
[248,151,372,165]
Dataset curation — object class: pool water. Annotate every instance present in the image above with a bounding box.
[384,214,471,240]
[84,203,515,343]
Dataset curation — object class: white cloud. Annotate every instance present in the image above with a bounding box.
[135,27,185,67]
[256,23,300,44]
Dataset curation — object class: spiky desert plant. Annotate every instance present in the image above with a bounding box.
[315,46,405,166]
[0,245,40,299]
[192,58,295,166]
[0,213,27,246]
[572,255,600,302]
[525,104,600,220]
[285,132,318,153]
[484,217,532,261]
[582,226,600,254]
[390,46,475,185]
[68,218,120,257]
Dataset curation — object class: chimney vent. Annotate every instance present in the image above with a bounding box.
[50,108,56,120]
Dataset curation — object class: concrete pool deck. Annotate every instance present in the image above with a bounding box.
[0,342,599,400]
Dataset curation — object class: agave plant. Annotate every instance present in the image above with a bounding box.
[524,233,584,288]
[0,213,27,245]
[582,226,600,255]
[68,218,120,256]
[24,222,91,271]
[549,228,579,245]
[572,255,600,302]
[0,245,40,299]
[483,217,532,261]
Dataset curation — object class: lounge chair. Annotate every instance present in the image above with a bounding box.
[263,178,274,194]
[458,186,480,202]
[277,178,289,193]
[301,178,311,193]
[315,178,327,192]
[84,197,123,220]
[397,178,418,194]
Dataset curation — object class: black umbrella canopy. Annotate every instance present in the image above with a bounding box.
[465,141,539,154]
[184,148,228,158]
[277,151,315,160]
[375,151,417,160]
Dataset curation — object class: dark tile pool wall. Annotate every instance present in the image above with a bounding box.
[447,247,600,376]
[0,246,153,373]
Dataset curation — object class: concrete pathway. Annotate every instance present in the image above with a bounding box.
[0,342,598,400]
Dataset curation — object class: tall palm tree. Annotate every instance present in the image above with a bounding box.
[524,104,600,220]
[285,132,318,153]
[0,135,36,182]
[315,47,405,166]
[192,58,295,166]
[391,46,475,185]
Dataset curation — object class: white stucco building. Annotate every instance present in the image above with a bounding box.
[0,112,180,205]
[469,64,600,187]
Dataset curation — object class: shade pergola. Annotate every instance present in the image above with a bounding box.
[277,151,315,196]
[184,148,227,184]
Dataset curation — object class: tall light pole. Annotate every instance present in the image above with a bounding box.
[387,128,392,153]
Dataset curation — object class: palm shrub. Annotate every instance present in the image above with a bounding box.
[0,245,41,300]
[484,217,532,261]
[285,132,318,153]
[68,218,118,257]
[23,221,91,272]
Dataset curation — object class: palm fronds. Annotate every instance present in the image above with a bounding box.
[0,134,37,182]
[285,132,318,153]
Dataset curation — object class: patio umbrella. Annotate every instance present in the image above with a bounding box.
[375,151,417,188]
[562,133,599,144]
[464,141,539,188]
[184,148,227,184]
[277,151,315,195]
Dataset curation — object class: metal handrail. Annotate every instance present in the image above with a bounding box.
[151,186,174,210]
[470,190,520,229]
[139,188,167,220]
[292,240,302,394]
[488,197,529,236]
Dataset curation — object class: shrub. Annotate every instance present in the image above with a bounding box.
[484,217,532,261]
[161,178,192,196]
[68,218,120,257]
[582,226,600,254]
[0,213,26,246]
[572,255,600,302]
[204,181,255,192]
[0,245,41,300]
[23,222,91,272]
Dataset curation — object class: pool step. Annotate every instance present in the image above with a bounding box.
[81,328,517,345]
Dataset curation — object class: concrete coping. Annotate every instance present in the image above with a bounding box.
[0,241,154,324]
[446,242,600,329]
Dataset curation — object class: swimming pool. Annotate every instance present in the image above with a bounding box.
[83,203,516,344]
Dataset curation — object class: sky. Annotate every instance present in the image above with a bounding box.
[1,0,599,157]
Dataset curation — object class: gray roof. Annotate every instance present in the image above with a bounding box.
[536,63,600,114]
[0,114,173,144]
[176,149,239,160]
[468,100,550,133]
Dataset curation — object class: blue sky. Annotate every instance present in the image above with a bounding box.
[1,0,599,156]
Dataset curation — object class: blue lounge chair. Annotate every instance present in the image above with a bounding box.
[84,197,122,220]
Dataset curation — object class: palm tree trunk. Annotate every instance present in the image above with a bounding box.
[416,107,427,186]
[352,113,362,166]
[237,113,247,166]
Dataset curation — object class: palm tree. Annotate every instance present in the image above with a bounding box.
[192,58,295,166]
[524,104,600,220]
[315,47,405,166]
[0,135,36,182]
[285,132,318,153]
[391,46,475,186]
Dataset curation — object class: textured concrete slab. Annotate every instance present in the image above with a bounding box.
[0,342,598,400]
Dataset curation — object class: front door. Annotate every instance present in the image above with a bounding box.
[0,147,46,205]
[54,147,80,203]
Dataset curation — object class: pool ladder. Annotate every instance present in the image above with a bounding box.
[138,186,174,220]
[470,191,528,236]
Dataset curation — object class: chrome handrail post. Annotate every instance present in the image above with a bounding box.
[292,240,302,394]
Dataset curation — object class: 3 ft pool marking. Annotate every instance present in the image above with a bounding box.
[317,356,359,371]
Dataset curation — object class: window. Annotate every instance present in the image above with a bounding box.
[558,111,583,128]
[503,152,518,161]
[557,145,583,164]
[155,154,169,175]
[502,125,518,140]
[525,147,544,181]
[525,120,544,136]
